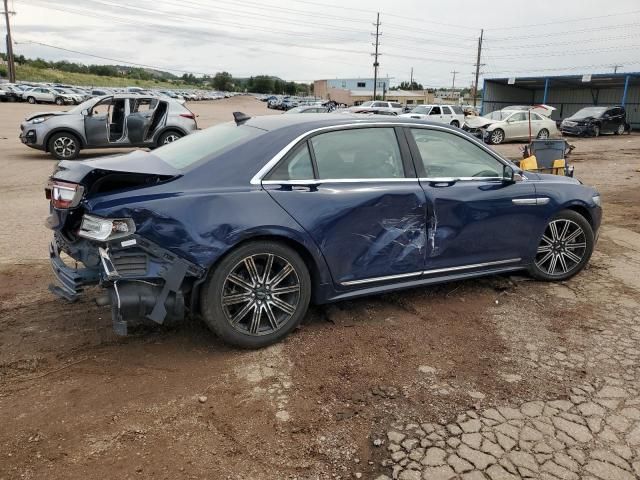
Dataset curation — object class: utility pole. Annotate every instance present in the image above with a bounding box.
[472,28,484,107]
[612,64,622,74]
[2,0,15,82]
[371,12,381,100]
[410,67,413,90]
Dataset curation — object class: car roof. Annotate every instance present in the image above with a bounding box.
[243,112,457,132]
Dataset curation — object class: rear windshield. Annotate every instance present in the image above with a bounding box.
[152,122,264,170]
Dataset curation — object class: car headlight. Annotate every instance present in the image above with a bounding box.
[592,195,601,207]
[79,214,136,242]
[31,117,48,124]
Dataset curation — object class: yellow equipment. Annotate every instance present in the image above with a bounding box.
[519,139,575,177]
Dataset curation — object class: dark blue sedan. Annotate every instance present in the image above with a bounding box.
[47,113,602,348]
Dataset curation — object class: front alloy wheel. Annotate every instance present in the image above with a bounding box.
[529,210,594,281]
[490,129,505,144]
[49,133,80,160]
[201,241,311,348]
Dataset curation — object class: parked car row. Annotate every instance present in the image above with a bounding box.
[0,81,237,105]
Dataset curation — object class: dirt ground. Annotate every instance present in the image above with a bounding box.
[1,97,639,480]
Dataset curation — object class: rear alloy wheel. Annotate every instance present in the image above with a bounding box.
[48,132,80,160]
[158,130,183,146]
[528,210,594,281]
[615,124,625,135]
[537,128,550,139]
[27,96,36,104]
[200,241,311,348]
[450,120,460,128]
[490,128,505,144]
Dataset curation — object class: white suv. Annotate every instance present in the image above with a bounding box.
[22,87,75,105]
[399,104,465,128]
[349,101,404,115]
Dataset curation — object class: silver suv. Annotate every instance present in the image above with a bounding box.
[19,94,198,160]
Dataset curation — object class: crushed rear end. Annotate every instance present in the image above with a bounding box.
[46,152,205,335]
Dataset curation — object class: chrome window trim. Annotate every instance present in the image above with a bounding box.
[418,176,504,183]
[262,178,419,185]
[340,258,522,286]
[250,122,512,185]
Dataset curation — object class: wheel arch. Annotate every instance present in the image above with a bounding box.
[563,203,594,230]
[198,232,332,306]
[43,128,85,152]
[154,126,188,146]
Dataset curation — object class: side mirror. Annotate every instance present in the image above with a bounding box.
[81,109,89,116]
[503,165,522,183]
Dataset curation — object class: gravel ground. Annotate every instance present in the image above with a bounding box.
[1,97,639,479]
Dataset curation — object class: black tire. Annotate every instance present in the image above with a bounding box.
[537,128,550,139]
[615,123,625,135]
[450,120,460,128]
[157,130,183,146]
[27,96,36,104]
[528,209,594,282]
[489,128,505,145]
[55,97,64,106]
[200,241,311,348]
[48,132,81,160]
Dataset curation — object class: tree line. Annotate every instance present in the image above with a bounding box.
[0,54,313,93]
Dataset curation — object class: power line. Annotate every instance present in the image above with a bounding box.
[484,8,640,31]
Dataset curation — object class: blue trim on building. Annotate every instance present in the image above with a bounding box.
[542,78,549,104]
[621,75,630,107]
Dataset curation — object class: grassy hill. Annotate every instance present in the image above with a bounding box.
[14,64,188,89]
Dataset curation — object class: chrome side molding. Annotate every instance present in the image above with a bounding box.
[340,258,522,286]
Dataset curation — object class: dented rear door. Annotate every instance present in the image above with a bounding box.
[263,126,427,287]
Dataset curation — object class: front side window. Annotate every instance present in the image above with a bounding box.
[267,142,314,180]
[410,128,503,179]
[451,106,464,114]
[311,128,404,179]
[430,106,441,115]
[391,102,402,108]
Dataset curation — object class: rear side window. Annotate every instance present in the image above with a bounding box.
[267,143,314,180]
[310,128,404,179]
[153,122,263,170]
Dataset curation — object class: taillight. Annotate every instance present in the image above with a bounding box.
[46,180,84,209]
[180,112,196,119]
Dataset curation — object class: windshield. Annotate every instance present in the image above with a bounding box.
[67,97,101,113]
[359,101,374,107]
[152,122,264,170]
[569,107,606,119]
[411,106,430,114]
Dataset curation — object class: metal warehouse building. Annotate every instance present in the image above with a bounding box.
[482,73,640,127]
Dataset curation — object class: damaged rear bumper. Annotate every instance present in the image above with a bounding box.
[49,234,205,335]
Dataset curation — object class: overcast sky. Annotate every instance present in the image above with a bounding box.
[6,0,640,87]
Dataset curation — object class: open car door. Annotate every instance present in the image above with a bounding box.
[125,97,158,144]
